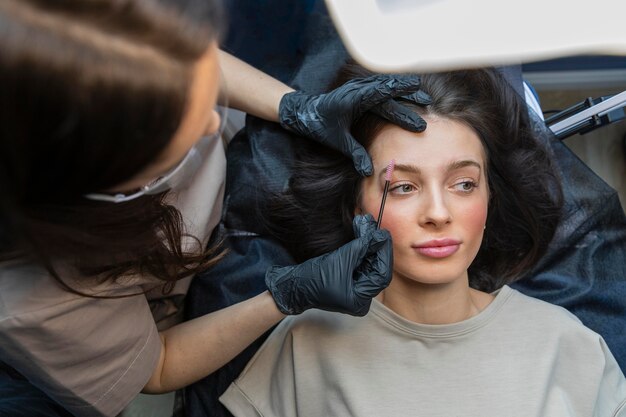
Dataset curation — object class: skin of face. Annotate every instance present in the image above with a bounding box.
[111,41,222,192]
[360,116,489,298]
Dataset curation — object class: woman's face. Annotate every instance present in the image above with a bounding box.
[360,116,489,288]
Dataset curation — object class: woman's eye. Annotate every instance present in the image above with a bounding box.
[453,181,477,193]
[390,183,416,194]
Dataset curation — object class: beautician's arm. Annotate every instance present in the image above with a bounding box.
[218,50,293,122]
[218,49,429,176]
[143,291,284,394]
[143,214,392,394]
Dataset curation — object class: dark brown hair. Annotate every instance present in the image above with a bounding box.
[267,66,563,292]
[0,0,226,293]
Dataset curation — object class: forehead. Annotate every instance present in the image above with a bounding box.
[368,116,486,170]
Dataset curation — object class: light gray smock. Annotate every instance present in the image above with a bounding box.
[0,135,226,417]
[221,286,626,417]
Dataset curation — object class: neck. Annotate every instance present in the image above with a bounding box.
[377,275,493,325]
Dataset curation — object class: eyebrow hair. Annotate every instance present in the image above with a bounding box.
[379,160,482,179]
[448,160,482,172]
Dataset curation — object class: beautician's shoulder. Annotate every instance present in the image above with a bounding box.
[0,260,84,318]
[0,260,162,416]
[0,259,151,316]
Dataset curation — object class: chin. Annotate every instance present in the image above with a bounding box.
[393,263,469,287]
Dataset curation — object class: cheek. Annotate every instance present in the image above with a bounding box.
[378,212,407,245]
[360,191,409,242]
[458,197,489,246]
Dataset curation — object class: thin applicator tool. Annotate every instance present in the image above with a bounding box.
[376,159,395,229]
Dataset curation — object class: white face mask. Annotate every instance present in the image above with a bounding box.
[84,106,227,203]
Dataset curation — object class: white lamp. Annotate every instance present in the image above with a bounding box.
[324,0,626,72]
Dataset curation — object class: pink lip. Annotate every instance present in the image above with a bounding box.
[412,239,461,258]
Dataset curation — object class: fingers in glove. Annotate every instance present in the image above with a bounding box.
[371,100,427,132]
[352,218,393,288]
[397,90,433,106]
[353,214,377,239]
[338,227,379,272]
[353,229,393,297]
[341,134,373,176]
[348,74,424,113]
[385,75,428,100]
[335,220,389,280]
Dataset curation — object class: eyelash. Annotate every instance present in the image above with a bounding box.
[453,180,478,193]
[389,180,479,195]
[389,183,416,194]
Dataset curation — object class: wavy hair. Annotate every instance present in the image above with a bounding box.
[0,0,226,294]
[267,66,563,292]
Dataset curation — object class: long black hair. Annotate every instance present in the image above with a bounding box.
[0,0,226,293]
[267,66,563,292]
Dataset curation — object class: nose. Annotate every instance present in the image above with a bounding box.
[418,188,452,228]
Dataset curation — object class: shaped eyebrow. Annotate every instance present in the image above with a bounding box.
[388,163,421,177]
[447,160,482,172]
[378,160,482,180]
[376,162,418,181]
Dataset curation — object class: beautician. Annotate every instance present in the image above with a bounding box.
[0,0,428,415]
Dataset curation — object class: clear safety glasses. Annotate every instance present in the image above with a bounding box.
[85,106,227,203]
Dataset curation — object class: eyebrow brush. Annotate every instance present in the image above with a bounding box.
[376,159,395,229]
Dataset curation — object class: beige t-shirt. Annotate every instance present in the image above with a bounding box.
[0,134,226,417]
[221,286,626,417]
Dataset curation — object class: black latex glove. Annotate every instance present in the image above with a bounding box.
[371,89,432,127]
[265,214,393,316]
[279,75,430,176]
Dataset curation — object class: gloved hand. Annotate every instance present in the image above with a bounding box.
[371,89,432,127]
[265,214,393,316]
[278,75,430,176]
